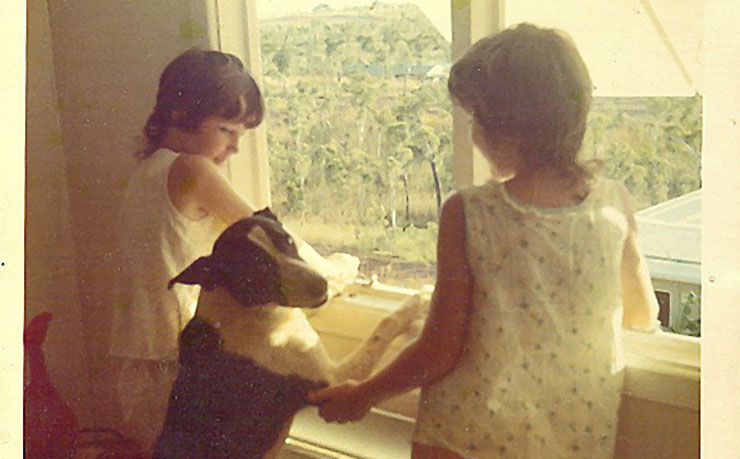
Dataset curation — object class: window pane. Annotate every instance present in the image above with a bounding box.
[257,1,452,289]
[506,3,702,337]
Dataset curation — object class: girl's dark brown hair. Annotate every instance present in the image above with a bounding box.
[448,23,595,178]
[138,48,264,159]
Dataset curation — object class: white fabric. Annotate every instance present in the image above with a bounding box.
[413,178,634,458]
[108,148,221,360]
[114,358,179,454]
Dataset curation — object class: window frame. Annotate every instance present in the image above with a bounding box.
[228,0,701,406]
[216,0,272,209]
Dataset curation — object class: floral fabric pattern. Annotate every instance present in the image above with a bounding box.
[413,178,631,458]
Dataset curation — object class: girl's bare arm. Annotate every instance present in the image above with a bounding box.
[621,228,660,330]
[362,193,473,397]
[617,184,659,330]
[169,154,255,227]
[309,192,473,421]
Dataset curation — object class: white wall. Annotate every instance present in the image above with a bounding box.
[702,0,740,455]
[26,0,89,424]
[28,0,216,426]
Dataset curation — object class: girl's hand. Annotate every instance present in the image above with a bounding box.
[307,381,374,423]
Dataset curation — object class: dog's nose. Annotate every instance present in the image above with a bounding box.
[280,259,329,307]
[308,276,328,298]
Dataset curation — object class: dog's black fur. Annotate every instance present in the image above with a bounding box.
[153,209,328,458]
[154,318,324,458]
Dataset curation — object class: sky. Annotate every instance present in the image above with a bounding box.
[256,0,452,41]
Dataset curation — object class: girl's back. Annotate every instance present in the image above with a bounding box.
[414,177,631,458]
[307,24,657,459]
[110,149,220,360]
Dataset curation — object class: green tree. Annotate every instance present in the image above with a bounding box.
[384,122,413,227]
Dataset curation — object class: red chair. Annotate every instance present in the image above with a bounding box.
[24,312,78,458]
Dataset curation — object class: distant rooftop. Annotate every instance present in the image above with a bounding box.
[635,190,701,284]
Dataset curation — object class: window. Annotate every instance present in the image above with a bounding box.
[255,0,453,290]
[229,1,738,455]
[674,290,701,337]
[252,1,704,338]
[237,0,702,404]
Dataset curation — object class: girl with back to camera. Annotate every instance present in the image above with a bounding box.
[309,24,659,458]
[107,49,265,451]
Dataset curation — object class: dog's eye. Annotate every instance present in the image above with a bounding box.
[282,236,295,249]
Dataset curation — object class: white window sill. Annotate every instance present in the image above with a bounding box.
[286,407,415,459]
[621,329,699,410]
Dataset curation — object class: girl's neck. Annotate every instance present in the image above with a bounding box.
[504,166,590,209]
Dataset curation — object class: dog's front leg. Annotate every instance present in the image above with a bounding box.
[262,418,294,459]
[332,295,427,382]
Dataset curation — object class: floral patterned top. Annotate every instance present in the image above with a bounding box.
[413,177,636,458]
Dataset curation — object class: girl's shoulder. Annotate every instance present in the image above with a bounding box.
[167,153,223,216]
[438,191,465,227]
[455,176,631,220]
[451,176,632,213]
[456,181,499,203]
[169,152,223,185]
[171,151,216,172]
[455,181,513,216]
[441,190,464,209]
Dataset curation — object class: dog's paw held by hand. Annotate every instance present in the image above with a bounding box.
[405,315,427,338]
[384,294,429,335]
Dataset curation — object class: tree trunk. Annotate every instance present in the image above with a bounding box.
[402,172,410,224]
[389,183,397,228]
[300,177,306,224]
[358,113,366,147]
[430,158,442,212]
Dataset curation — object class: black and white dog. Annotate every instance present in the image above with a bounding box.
[154,209,424,458]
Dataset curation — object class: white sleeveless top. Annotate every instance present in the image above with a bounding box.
[413,178,632,458]
[109,149,221,360]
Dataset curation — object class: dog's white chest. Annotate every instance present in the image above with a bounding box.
[207,307,332,384]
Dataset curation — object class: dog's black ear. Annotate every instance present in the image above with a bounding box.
[254,207,279,221]
[168,256,218,291]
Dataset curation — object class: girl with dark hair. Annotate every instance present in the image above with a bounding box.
[108,48,264,452]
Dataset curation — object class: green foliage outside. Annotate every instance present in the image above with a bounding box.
[258,4,702,290]
[670,291,701,337]
[583,97,702,211]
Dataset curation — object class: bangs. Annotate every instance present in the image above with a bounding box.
[155,49,265,131]
[220,93,264,129]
